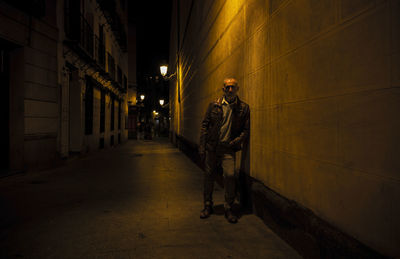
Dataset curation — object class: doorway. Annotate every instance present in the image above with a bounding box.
[0,42,10,174]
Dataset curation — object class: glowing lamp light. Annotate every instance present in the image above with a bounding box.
[160,65,168,77]
[140,94,145,100]
[159,99,164,106]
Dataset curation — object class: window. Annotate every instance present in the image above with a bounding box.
[118,100,121,130]
[85,78,93,135]
[110,96,115,131]
[123,75,127,92]
[107,52,115,80]
[117,66,122,85]
[100,89,105,133]
[97,25,105,68]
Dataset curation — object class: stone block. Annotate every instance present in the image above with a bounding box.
[270,0,336,60]
[276,97,340,163]
[25,63,57,88]
[337,88,400,180]
[221,44,246,83]
[25,48,57,72]
[25,82,58,103]
[24,117,58,135]
[245,23,268,75]
[246,65,268,109]
[270,0,288,15]
[0,13,26,45]
[245,0,269,35]
[29,31,57,57]
[340,0,375,21]
[31,18,58,41]
[224,8,245,55]
[269,4,390,104]
[24,99,58,118]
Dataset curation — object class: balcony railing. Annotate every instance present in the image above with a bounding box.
[2,0,45,17]
[65,9,94,58]
[95,35,106,70]
[107,52,116,81]
[117,66,122,85]
[64,8,126,95]
[96,0,127,52]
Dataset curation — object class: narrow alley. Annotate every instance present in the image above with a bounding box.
[0,139,301,258]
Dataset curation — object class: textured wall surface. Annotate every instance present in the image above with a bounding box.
[0,0,59,171]
[169,0,400,256]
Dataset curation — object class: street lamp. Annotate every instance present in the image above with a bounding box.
[140,94,145,101]
[159,99,164,106]
[160,65,168,77]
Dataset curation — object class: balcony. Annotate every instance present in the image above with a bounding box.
[2,0,45,17]
[107,52,116,81]
[64,9,94,61]
[95,35,106,70]
[96,0,127,52]
[64,9,125,95]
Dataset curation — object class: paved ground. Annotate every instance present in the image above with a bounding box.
[0,139,301,258]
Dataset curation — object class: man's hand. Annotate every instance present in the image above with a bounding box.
[199,151,206,163]
[229,138,240,148]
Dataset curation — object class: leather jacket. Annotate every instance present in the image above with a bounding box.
[199,96,250,154]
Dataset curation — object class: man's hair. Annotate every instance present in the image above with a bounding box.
[223,78,238,87]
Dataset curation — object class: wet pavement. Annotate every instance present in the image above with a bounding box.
[0,139,301,258]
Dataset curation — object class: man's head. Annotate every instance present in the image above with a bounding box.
[222,78,239,102]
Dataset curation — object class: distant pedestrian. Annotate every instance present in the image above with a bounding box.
[138,122,144,140]
[144,122,152,140]
[198,78,250,223]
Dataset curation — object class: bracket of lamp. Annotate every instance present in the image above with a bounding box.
[162,72,176,81]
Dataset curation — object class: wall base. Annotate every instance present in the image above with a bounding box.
[173,133,389,259]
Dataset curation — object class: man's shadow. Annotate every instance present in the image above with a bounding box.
[211,203,244,217]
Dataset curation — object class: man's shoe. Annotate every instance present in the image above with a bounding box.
[200,205,213,219]
[225,209,238,224]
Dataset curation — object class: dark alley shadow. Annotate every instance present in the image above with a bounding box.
[212,203,252,219]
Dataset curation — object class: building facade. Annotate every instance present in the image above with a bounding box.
[58,0,129,156]
[0,0,130,175]
[169,0,400,257]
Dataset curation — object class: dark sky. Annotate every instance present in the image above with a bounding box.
[129,1,173,84]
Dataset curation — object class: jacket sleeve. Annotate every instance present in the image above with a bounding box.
[231,105,250,147]
[199,103,212,154]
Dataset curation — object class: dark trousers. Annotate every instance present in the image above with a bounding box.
[204,143,236,210]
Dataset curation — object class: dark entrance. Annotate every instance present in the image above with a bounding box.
[0,39,11,174]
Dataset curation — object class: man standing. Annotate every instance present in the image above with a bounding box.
[198,78,250,223]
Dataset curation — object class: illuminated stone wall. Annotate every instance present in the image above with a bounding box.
[169,0,400,256]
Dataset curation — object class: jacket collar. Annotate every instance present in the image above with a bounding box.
[214,96,241,109]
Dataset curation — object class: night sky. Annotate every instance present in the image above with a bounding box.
[129,0,173,86]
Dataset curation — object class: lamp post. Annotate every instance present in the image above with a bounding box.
[160,65,168,77]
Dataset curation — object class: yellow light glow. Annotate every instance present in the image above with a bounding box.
[160,65,168,76]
